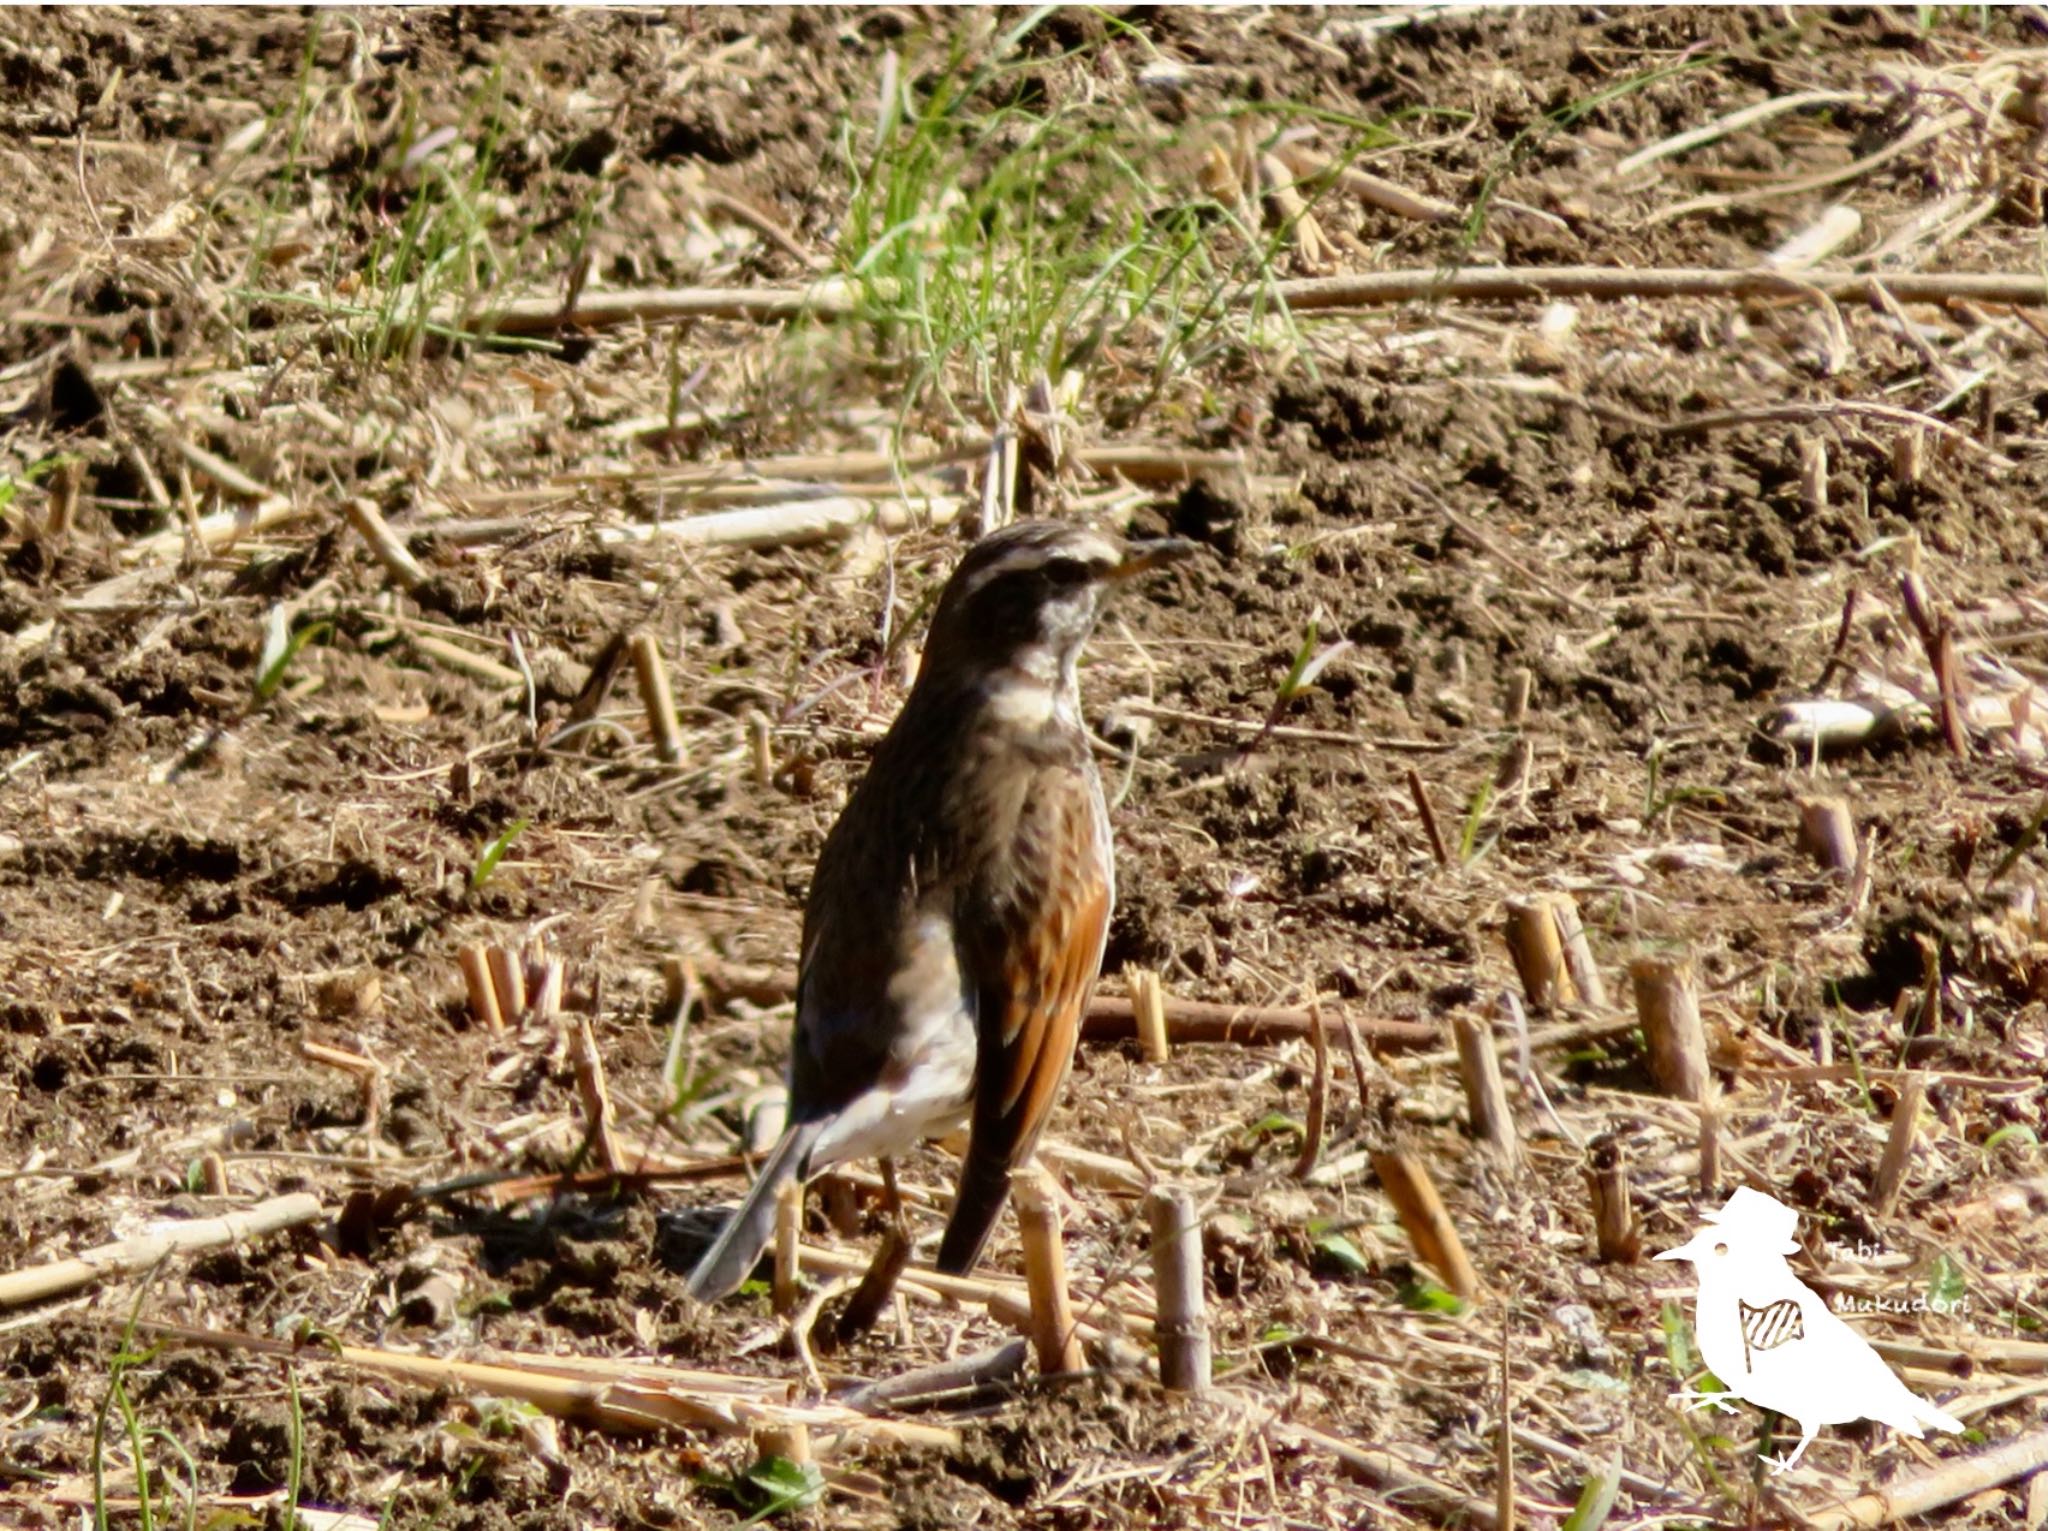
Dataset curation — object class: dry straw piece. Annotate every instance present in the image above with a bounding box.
[1147,1185,1210,1394]
[1629,954,1709,1102]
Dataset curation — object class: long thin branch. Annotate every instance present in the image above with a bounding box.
[0,1193,321,1308]
[406,265,2048,349]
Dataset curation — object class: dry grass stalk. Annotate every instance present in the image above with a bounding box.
[1147,1185,1209,1394]
[342,497,427,592]
[1495,1321,1515,1531]
[698,959,1437,1049]
[1902,570,1971,760]
[1629,954,1709,1102]
[1504,895,1575,1010]
[773,1180,804,1318]
[1284,1422,1504,1529]
[569,1017,622,1174]
[1874,1072,1928,1217]
[458,944,505,1031]
[1451,1012,1519,1167]
[1293,987,1330,1180]
[408,632,523,689]
[131,1318,957,1448]
[0,1192,321,1308]
[598,494,968,553]
[1799,795,1858,876]
[1371,1151,1480,1300]
[1698,1089,1722,1198]
[1128,967,1170,1062]
[1406,766,1452,869]
[840,1339,1027,1411]
[629,631,686,766]
[1583,1136,1641,1264]
[1013,1167,1084,1374]
[299,1038,388,1141]
[1277,263,2048,313]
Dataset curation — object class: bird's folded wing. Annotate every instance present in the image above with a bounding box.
[966,770,1111,1174]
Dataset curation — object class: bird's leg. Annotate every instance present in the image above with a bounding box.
[834,1158,913,1344]
[1764,1422,1817,1475]
[880,1156,909,1241]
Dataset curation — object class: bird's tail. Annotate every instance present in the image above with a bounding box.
[686,1119,824,1302]
[1911,1399,1965,1436]
[934,1145,1012,1276]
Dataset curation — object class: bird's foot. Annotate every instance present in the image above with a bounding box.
[1763,1452,1804,1476]
[1669,1388,1741,1415]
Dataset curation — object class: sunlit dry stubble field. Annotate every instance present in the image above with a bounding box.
[1,6,2047,1529]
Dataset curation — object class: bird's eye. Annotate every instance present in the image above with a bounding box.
[1041,557,1090,587]
[1712,1242,1728,1257]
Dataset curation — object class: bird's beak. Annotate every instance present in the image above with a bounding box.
[1654,1234,1707,1263]
[1107,537,1198,582]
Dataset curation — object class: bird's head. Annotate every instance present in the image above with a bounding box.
[1657,1186,1802,1268]
[921,521,1193,691]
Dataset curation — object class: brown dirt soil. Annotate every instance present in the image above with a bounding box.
[2,6,2047,1529]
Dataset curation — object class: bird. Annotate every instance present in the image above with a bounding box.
[1657,1186,1965,1473]
[686,520,1192,1302]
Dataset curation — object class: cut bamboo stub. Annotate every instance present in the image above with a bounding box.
[1584,1136,1641,1264]
[458,944,505,1031]
[629,631,686,765]
[486,945,527,1026]
[1128,968,1170,1063]
[772,1180,803,1318]
[1451,1012,1519,1167]
[1147,1186,1210,1395]
[1874,1073,1928,1217]
[1630,954,1709,1102]
[1014,1168,1083,1374]
[1549,893,1607,1010]
[1372,1151,1480,1301]
[1797,795,1857,877]
[1505,893,1603,1009]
